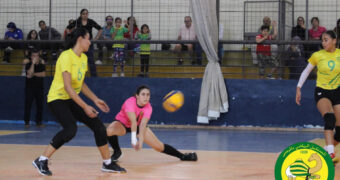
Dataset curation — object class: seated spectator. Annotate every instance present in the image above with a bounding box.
[2,22,23,63]
[334,18,340,48]
[95,15,114,65]
[291,16,306,40]
[256,24,279,79]
[62,19,75,40]
[22,30,40,76]
[307,17,326,58]
[174,16,201,65]
[24,49,46,127]
[286,36,307,79]
[38,20,62,62]
[124,16,140,58]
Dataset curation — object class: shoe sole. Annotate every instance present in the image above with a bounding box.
[101,168,126,173]
[32,160,51,176]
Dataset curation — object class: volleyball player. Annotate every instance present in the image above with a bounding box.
[32,28,126,176]
[296,30,340,164]
[106,85,198,162]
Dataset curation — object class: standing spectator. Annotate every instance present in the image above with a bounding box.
[24,49,46,127]
[258,16,274,35]
[135,24,152,77]
[124,16,139,58]
[62,19,75,40]
[95,15,114,65]
[291,16,306,40]
[2,22,23,63]
[256,23,279,79]
[111,17,129,77]
[334,18,340,48]
[286,36,307,79]
[38,20,62,62]
[307,17,327,58]
[174,16,198,65]
[71,9,103,77]
[22,30,40,76]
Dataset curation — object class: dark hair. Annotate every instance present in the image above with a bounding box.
[261,25,270,31]
[38,20,45,26]
[28,48,40,59]
[115,17,122,22]
[7,22,16,29]
[80,9,88,15]
[311,17,319,24]
[105,15,113,21]
[135,85,150,95]
[322,30,337,39]
[27,30,38,40]
[127,16,138,28]
[297,16,305,23]
[141,24,149,33]
[64,28,89,49]
[68,19,75,24]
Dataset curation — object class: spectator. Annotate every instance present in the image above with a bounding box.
[62,19,75,40]
[334,18,340,48]
[24,49,46,127]
[135,24,152,77]
[95,15,114,65]
[256,23,279,79]
[174,16,200,65]
[71,8,103,77]
[111,17,129,77]
[291,16,306,40]
[286,36,307,79]
[306,17,326,58]
[38,20,62,62]
[124,16,140,58]
[2,22,23,63]
[258,16,274,35]
[22,30,40,76]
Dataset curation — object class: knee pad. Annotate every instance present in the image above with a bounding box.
[324,113,336,130]
[94,123,107,147]
[335,126,340,142]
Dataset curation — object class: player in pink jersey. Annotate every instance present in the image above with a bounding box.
[106,85,197,162]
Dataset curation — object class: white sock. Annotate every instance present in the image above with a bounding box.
[39,155,48,161]
[103,158,111,165]
[326,145,335,154]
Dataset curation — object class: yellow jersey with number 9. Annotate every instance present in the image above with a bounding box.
[47,49,88,102]
[308,49,340,90]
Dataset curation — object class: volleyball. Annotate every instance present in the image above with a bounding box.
[162,90,184,113]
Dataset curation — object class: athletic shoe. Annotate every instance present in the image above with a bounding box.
[120,72,125,77]
[180,152,197,161]
[95,60,102,65]
[101,161,126,173]
[111,150,122,162]
[330,153,339,166]
[32,157,52,176]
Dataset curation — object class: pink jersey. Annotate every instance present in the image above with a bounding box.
[115,96,152,128]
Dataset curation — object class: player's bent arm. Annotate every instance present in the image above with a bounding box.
[81,82,99,102]
[297,63,315,88]
[127,112,138,145]
[62,71,88,109]
[138,117,150,145]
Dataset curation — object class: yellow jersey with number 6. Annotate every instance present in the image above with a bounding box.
[47,49,88,102]
[308,49,340,90]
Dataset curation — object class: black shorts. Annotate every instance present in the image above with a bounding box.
[314,87,340,105]
[114,119,145,134]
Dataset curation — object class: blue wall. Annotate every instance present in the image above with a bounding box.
[0,76,320,127]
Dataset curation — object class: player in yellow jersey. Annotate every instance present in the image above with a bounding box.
[296,30,340,164]
[32,28,126,176]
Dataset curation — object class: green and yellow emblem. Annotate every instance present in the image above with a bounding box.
[275,142,334,180]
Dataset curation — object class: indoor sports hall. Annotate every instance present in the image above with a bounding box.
[0,0,340,179]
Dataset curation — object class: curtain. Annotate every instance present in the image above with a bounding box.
[190,0,229,123]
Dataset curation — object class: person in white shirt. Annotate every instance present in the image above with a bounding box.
[174,16,197,65]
